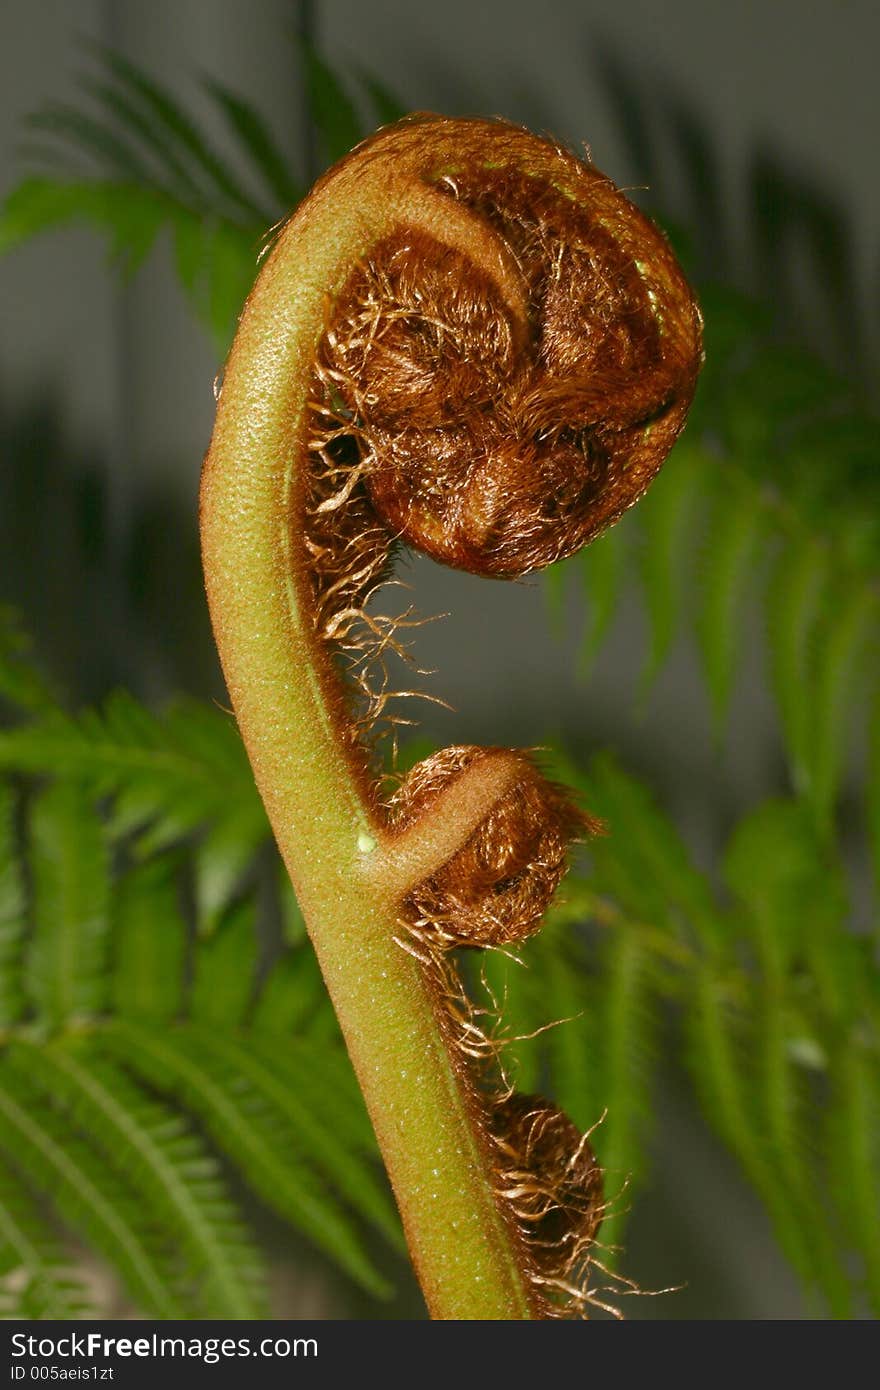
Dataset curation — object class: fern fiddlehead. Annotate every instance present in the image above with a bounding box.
[200,115,701,1318]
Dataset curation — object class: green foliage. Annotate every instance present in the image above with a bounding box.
[488,758,879,1312]
[0,688,267,933]
[0,44,401,353]
[26,782,110,1028]
[2,42,878,1320]
[0,1156,91,1318]
[0,614,401,1317]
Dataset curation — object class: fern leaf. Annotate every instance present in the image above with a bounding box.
[765,535,828,793]
[538,923,596,1131]
[180,1023,402,1252]
[753,977,850,1314]
[204,79,302,210]
[111,856,187,1024]
[723,799,830,973]
[0,783,26,1028]
[246,1034,378,1156]
[0,1068,184,1317]
[24,104,153,182]
[695,473,765,730]
[474,945,547,1096]
[1,180,255,350]
[683,965,821,1294]
[589,929,657,1258]
[802,582,875,830]
[825,1045,880,1314]
[637,441,705,693]
[7,1039,267,1319]
[0,177,169,272]
[0,605,58,714]
[26,782,109,1028]
[723,807,853,1313]
[720,346,852,462]
[0,1156,92,1318]
[0,690,266,858]
[104,1019,394,1298]
[85,46,266,222]
[190,898,259,1025]
[193,810,265,935]
[542,552,577,639]
[575,520,630,676]
[169,213,257,351]
[557,749,720,947]
[868,696,880,906]
[76,73,202,201]
[251,942,338,1039]
[301,42,364,165]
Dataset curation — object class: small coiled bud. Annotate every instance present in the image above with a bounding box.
[490,1093,604,1282]
[389,746,599,948]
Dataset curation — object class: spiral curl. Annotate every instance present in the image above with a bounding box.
[389,745,601,949]
[311,118,702,581]
[293,116,703,1316]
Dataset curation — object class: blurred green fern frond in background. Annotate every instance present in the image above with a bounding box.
[0,620,406,1319]
[0,39,878,1319]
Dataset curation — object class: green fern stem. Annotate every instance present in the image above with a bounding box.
[200,127,541,1319]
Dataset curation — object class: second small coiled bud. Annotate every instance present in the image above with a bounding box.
[389,745,599,949]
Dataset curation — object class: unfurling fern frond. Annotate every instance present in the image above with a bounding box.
[2,36,878,1319]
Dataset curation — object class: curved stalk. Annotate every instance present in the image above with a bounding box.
[201,143,539,1321]
[201,115,702,1318]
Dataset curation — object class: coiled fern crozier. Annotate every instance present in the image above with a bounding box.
[200,114,701,1317]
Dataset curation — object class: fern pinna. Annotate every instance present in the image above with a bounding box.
[0,615,404,1317]
[0,43,878,1319]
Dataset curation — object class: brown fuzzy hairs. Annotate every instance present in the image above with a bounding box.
[297,115,702,1315]
[389,745,601,950]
